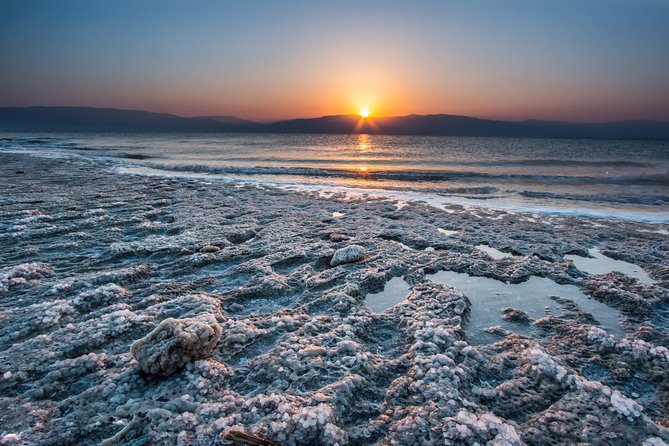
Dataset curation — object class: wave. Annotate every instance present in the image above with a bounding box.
[121,155,659,169]
[474,158,655,168]
[138,162,669,187]
[118,164,669,222]
[519,190,669,205]
[2,137,659,168]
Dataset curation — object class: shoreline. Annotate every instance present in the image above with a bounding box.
[2,132,668,224]
[1,152,668,445]
[118,164,669,224]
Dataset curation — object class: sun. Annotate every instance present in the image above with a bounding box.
[359,107,370,118]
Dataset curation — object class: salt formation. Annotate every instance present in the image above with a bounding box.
[0,262,52,294]
[330,245,367,266]
[0,153,667,445]
[130,316,222,376]
[501,307,532,324]
[329,233,350,242]
[72,283,129,311]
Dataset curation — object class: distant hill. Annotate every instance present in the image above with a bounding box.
[0,107,229,132]
[261,114,669,139]
[1,106,668,139]
[193,115,257,126]
[260,114,533,137]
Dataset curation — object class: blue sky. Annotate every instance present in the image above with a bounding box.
[1,0,668,121]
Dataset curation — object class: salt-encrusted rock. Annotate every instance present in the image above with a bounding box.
[330,245,367,267]
[501,307,532,324]
[130,316,222,376]
[329,233,350,242]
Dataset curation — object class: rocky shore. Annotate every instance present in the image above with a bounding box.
[0,153,667,445]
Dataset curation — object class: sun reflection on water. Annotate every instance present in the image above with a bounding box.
[355,134,372,175]
[357,133,370,152]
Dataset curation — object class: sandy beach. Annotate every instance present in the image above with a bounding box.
[1,152,668,445]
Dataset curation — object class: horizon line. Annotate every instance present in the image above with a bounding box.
[2,104,669,125]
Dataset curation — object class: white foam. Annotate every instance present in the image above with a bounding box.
[114,165,669,223]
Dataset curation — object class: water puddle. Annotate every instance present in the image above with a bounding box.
[425,270,623,344]
[476,244,517,260]
[565,248,654,284]
[364,276,411,313]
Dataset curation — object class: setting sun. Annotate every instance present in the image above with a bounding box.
[359,107,370,118]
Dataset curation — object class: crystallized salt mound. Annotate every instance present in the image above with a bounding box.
[0,262,53,293]
[329,232,350,242]
[330,245,367,267]
[500,307,532,324]
[199,245,221,253]
[130,315,222,376]
[72,283,129,311]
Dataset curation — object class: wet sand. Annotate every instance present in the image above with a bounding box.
[1,153,668,445]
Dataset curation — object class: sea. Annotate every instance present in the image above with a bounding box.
[1,132,668,222]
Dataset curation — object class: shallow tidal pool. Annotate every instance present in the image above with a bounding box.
[426,270,623,343]
[364,276,411,313]
[363,269,623,344]
[565,248,654,284]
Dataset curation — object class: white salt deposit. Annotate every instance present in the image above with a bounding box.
[330,245,367,266]
[118,166,669,223]
[364,276,411,312]
[637,228,668,235]
[130,315,222,376]
[438,228,459,236]
[395,200,409,210]
[426,270,623,343]
[2,152,667,445]
[565,248,654,284]
[332,211,344,218]
[476,245,517,260]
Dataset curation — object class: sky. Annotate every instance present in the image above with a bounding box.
[1,0,668,122]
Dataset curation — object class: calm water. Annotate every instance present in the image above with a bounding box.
[2,133,668,221]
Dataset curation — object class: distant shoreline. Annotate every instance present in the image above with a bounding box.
[2,106,669,139]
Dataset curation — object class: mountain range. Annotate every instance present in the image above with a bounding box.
[1,106,668,139]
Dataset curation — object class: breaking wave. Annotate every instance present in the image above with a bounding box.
[139,162,669,187]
